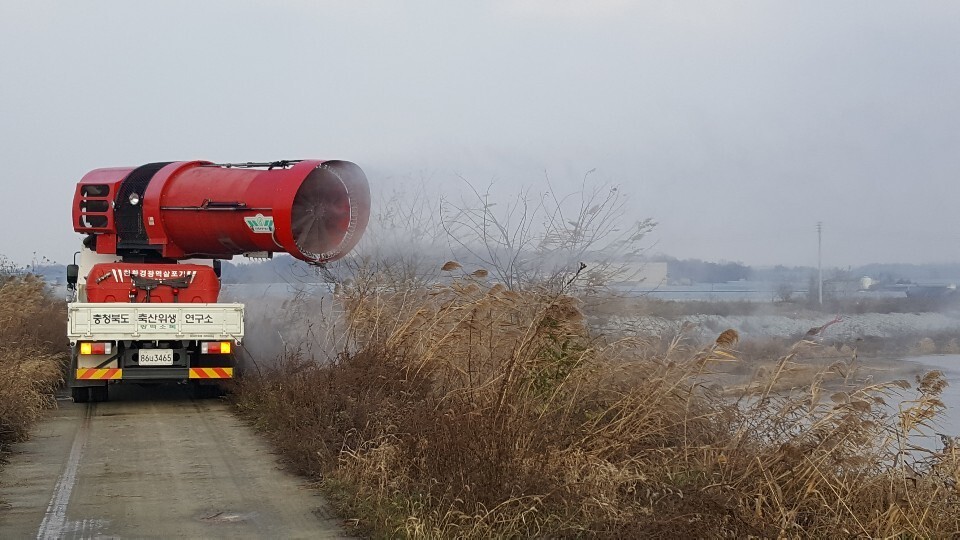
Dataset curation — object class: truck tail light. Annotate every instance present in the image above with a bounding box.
[200,341,232,354]
[79,342,112,355]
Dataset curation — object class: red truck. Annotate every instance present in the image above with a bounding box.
[66,160,369,402]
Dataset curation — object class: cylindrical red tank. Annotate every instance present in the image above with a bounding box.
[147,160,369,263]
[75,159,370,264]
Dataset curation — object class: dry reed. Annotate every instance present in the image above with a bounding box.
[235,278,960,538]
[0,274,67,449]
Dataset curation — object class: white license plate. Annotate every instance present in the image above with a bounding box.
[139,349,174,366]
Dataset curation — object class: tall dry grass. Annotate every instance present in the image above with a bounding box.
[235,275,960,538]
[0,273,67,448]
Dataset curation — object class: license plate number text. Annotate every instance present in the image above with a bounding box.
[139,349,174,366]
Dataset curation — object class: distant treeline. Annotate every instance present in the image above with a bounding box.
[29,257,960,286]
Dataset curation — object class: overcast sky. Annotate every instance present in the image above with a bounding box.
[2,1,958,267]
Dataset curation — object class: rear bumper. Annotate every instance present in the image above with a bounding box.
[76,367,234,381]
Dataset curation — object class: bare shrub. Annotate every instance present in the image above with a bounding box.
[440,176,655,291]
[774,282,794,303]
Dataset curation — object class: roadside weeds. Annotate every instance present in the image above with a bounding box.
[0,274,67,454]
[235,280,960,538]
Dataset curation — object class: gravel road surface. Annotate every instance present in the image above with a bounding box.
[0,385,347,539]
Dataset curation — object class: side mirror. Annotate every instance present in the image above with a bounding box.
[66,264,79,288]
[212,260,222,279]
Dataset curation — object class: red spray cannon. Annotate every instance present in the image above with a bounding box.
[73,160,370,264]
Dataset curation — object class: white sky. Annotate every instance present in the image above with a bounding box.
[1,1,958,267]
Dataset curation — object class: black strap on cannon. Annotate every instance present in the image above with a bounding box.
[130,275,191,303]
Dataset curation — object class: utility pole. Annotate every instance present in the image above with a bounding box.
[817,221,823,306]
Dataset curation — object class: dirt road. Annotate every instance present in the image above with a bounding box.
[0,385,347,539]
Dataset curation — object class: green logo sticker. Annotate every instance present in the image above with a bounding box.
[244,214,275,233]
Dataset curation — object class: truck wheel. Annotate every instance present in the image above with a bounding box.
[71,387,89,403]
[90,385,109,403]
[188,382,221,399]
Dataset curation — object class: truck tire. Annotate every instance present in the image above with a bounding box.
[69,346,86,403]
[71,386,89,403]
[90,385,109,403]
[188,381,221,399]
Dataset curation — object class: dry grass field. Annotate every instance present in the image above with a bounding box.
[235,274,960,538]
[0,273,66,451]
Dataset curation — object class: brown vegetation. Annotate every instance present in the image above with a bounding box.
[0,272,67,449]
[235,278,960,538]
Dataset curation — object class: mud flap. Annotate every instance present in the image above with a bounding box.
[69,346,109,402]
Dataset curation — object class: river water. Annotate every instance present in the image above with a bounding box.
[902,354,960,442]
